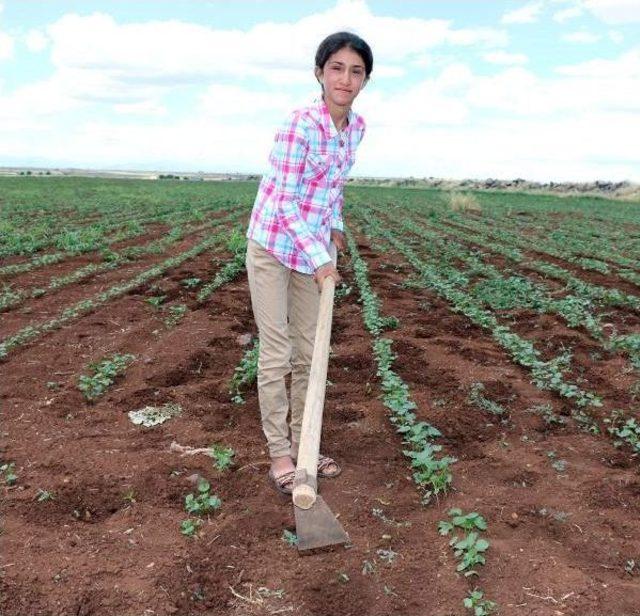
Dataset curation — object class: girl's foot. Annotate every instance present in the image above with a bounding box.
[290,445,341,478]
[269,455,295,495]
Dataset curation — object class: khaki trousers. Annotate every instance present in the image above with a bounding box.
[245,240,320,458]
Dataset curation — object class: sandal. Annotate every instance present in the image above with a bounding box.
[290,450,342,479]
[316,454,342,479]
[268,469,295,495]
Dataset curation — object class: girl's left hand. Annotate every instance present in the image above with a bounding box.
[331,229,346,252]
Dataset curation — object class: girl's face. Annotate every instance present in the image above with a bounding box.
[316,46,368,108]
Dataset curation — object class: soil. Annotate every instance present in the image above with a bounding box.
[1,233,639,616]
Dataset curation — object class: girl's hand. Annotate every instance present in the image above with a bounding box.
[314,262,341,290]
[331,229,346,252]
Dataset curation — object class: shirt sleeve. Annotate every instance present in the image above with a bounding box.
[331,191,344,232]
[271,113,332,271]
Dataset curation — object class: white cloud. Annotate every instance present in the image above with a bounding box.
[25,29,49,53]
[554,46,639,77]
[482,50,528,65]
[553,6,584,21]
[1,0,638,182]
[0,31,13,60]
[582,0,640,24]
[501,2,544,24]
[562,30,602,43]
[608,29,624,42]
[113,100,167,116]
[43,3,506,92]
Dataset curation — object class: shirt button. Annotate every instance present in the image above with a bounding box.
[339,140,344,147]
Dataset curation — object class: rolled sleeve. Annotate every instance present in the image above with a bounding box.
[331,191,344,232]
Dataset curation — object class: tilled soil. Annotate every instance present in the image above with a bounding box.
[1,234,639,616]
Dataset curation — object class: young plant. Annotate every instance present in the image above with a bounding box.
[184,479,222,516]
[468,383,507,417]
[209,444,235,471]
[36,488,55,502]
[77,353,135,401]
[1,462,17,485]
[438,508,487,535]
[450,531,490,574]
[180,518,203,537]
[229,339,259,403]
[464,588,497,615]
[282,529,298,547]
[439,508,490,576]
[145,295,167,309]
[605,410,640,453]
[164,303,187,327]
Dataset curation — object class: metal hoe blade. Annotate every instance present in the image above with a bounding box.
[294,496,350,552]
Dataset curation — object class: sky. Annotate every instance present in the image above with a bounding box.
[0,0,639,182]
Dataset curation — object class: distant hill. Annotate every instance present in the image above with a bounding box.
[1,166,638,201]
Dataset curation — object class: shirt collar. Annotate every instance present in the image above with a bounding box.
[313,96,354,139]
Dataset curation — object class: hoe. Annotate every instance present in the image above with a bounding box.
[293,244,350,552]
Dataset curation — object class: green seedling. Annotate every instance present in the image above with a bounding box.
[1,462,17,485]
[145,295,167,308]
[450,531,489,574]
[181,277,201,288]
[180,518,203,537]
[468,383,507,417]
[184,479,221,516]
[439,509,490,576]
[123,489,136,504]
[464,588,497,615]
[36,488,55,502]
[337,572,350,583]
[77,353,134,401]
[335,283,352,299]
[438,508,487,535]
[381,315,400,330]
[527,403,566,426]
[164,303,187,327]
[604,410,640,453]
[209,444,235,471]
[282,529,298,547]
[229,339,259,403]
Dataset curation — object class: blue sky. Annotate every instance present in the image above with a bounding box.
[0,0,638,181]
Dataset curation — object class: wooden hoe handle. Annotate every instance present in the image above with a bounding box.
[292,244,337,509]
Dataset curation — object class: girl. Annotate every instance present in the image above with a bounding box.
[245,31,373,495]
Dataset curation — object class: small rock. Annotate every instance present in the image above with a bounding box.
[237,333,253,346]
[186,473,202,485]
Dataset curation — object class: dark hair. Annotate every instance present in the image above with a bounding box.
[315,31,373,79]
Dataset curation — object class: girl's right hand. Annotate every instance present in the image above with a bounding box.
[314,263,341,290]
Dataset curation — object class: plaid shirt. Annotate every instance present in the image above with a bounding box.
[247,97,366,274]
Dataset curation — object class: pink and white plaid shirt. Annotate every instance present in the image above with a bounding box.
[246,96,366,274]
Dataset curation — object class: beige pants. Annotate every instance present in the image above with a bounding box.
[246,240,320,458]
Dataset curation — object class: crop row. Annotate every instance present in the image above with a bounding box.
[0,218,245,359]
[369,206,640,372]
[405,208,640,314]
[0,212,243,313]
[353,210,604,421]
[440,213,640,286]
[0,199,229,273]
[345,227,455,504]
